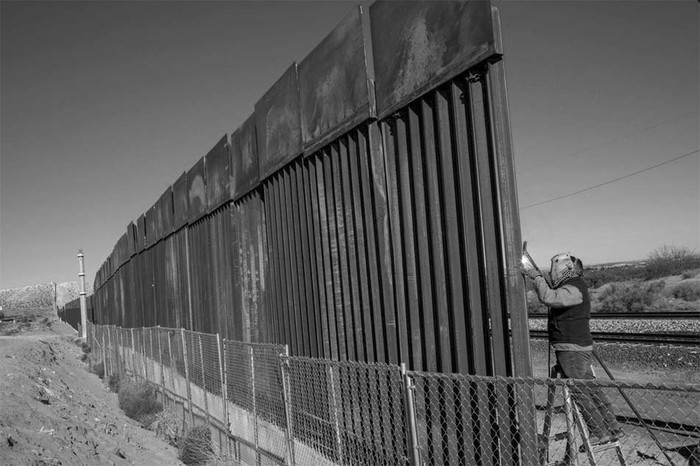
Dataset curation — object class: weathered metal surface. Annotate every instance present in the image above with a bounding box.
[187,219,213,333]
[187,157,207,223]
[255,64,302,180]
[230,114,259,200]
[207,205,234,339]
[173,171,189,230]
[153,196,164,243]
[298,6,373,153]
[126,222,136,258]
[370,0,496,118]
[205,135,231,212]
[145,206,156,248]
[231,194,266,343]
[136,214,146,253]
[159,186,174,238]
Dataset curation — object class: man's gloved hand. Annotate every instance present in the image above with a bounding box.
[520,262,542,281]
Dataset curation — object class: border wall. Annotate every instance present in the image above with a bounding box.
[92,1,531,378]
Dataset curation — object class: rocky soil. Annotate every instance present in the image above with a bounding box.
[0,314,181,466]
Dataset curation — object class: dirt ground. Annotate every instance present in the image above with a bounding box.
[0,309,182,466]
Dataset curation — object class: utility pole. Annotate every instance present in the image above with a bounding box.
[78,250,87,339]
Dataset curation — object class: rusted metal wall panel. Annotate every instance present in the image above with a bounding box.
[298,5,374,153]
[187,157,207,223]
[173,172,189,230]
[231,194,267,343]
[142,247,156,327]
[145,206,156,248]
[126,222,136,258]
[159,186,174,238]
[205,135,231,212]
[230,115,259,200]
[136,214,146,253]
[369,0,496,118]
[255,64,302,180]
[207,205,234,340]
[187,218,213,333]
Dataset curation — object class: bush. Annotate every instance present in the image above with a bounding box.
[81,342,91,353]
[108,373,121,393]
[645,245,700,280]
[147,409,181,447]
[597,281,665,312]
[671,282,700,302]
[682,270,698,280]
[179,425,214,465]
[118,380,163,423]
[583,266,645,289]
[92,362,105,379]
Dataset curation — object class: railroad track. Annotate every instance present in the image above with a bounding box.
[528,311,699,320]
[528,330,699,346]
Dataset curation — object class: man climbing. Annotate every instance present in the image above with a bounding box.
[522,252,624,446]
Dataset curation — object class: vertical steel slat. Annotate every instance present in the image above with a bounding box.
[267,181,287,346]
[231,203,242,341]
[284,167,305,355]
[382,120,410,369]
[261,185,278,344]
[300,161,322,357]
[307,159,332,358]
[366,122,398,365]
[450,80,487,375]
[420,96,453,373]
[315,154,339,360]
[407,104,438,373]
[322,149,345,360]
[338,137,364,362]
[469,75,507,376]
[290,162,312,357]
[395,114,429,370]
[276,174,296,353]
[330,143,353,361]
[347,131,374,362]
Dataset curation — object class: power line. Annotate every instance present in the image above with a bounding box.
[516,111,696,175]
[520,149,699,210]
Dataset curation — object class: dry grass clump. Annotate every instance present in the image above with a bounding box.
[146,409,181,447]
[118,380,163,423]
[91,362,105,379]
[107,373,121,393]
[671,282,700,302]
[178,425,214,465]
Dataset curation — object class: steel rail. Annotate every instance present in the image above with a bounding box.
[528,311,700,320]
[528,330,699,346]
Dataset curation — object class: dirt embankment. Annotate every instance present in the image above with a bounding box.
[0,319,181,465]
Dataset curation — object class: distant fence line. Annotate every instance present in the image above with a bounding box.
[92,1,532,377]
[57,296,93,332]
[90,322,700,466]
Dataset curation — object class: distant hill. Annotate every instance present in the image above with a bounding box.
[0,282,93,310]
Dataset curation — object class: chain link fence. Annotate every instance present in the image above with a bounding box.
[87,322,700,465]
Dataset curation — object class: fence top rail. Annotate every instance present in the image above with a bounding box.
[408,369,700,393]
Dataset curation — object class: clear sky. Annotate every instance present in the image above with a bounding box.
[1,1,697,289]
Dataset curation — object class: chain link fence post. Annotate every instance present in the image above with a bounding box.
[167,330,176,414]
[401,363,420,466]
[249,345,260,466]
[197,333,211,427]
[181,328,195,428]
[216,333,230,458]
[327,364,344,465]
[101,330,107,377]
[130,328,137,380]
[279,345,295,466]
[156,327,166,405]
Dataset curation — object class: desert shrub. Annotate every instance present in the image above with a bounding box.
[682,270,699,280]
[80,353,89,362]
[645,245,700,280]
[583,266,646,289]
[146,409,181,447]
[92,362,105,379]
[671,282,700,302]
[597,281,664,312]
[118,380,163,423]
[108,373,121,393]
[179,425,214,465]
[80,342,91,353]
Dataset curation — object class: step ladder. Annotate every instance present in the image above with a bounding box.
[540,365,626,466]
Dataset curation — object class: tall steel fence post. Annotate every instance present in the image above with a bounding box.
[100,331,106,378]
[279,345,295,466]
[198,333,211,427]
[327,364,344,465]
[157,328,166,405]
[181,329,195,428]
[130,328,137,380]
[167,331,176,416]
[401,363,420,466]
[216,333,230,458]
[107,326,114,378]
[142,329,150,382]
[249,345,260,466]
